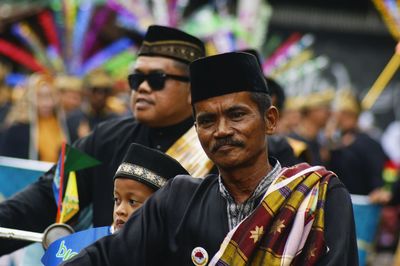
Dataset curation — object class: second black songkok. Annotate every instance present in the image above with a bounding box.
[114,143,189,190]
[190,52,269,104]
[138,25,205,64]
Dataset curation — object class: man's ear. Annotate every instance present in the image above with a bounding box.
[265,106,279,135]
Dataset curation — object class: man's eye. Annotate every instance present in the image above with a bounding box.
[197,118,214,126]
[231,112,245,119]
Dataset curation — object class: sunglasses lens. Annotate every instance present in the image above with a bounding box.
[147,73,166,91]
[128,73,168,91]
[128,74,144,91]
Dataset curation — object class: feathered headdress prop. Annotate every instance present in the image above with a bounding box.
[0,0,137,83]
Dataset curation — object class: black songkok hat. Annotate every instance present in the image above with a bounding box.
[114,143,189,190]
[190,52,269,104]
[138,25,205,64]
[239,49,262,68]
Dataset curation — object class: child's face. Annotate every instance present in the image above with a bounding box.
[113,178,155,231]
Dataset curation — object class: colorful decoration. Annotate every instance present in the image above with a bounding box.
[52,143,101,223]
[0,0,136,85]
[108,0,273,54]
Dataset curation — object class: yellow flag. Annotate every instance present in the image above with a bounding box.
[59,171,79,223]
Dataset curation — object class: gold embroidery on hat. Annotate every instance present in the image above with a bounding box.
[116,163,167,188]
[139,40,203,62]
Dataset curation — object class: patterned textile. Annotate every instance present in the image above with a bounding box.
[219,159,282,230]
[210,163,335,266]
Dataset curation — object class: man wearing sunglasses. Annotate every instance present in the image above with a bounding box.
[0,25,208,255]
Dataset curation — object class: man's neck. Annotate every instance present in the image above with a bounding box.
[219,157,271,204]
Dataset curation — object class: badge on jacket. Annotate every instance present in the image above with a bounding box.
[191,247,208,266]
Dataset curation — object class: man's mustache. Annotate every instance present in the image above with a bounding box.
[211,138,245,153]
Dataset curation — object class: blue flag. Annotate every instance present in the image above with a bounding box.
[52,155,62,205]
[41,226,112,266]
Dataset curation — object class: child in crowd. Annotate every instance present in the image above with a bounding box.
[42,142,188,265]
[112,142,189,231]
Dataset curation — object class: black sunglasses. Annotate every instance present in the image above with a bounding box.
[128,72,190,91]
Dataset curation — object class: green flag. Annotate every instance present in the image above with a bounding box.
[64,144,101,173]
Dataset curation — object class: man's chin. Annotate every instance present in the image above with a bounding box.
[135,114,164,127]
[213,158,242,170]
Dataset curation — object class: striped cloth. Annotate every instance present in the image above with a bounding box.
[210,163,335,266]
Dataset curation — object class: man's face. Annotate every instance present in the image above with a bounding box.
[88,86,112,112]
[194,91,277,170]
[308,105,331,129]
[130,56,192,127]
[36,83,57,118]
[334,110,358,132]
[60,90,82,113]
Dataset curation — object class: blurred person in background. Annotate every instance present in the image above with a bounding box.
[264,76,300,166]
[326,89,387,197]
[0,73,68,162]
[288,89,334,165]
[66,69,119,143]
[55,74,84,116]
[276,96,302,135]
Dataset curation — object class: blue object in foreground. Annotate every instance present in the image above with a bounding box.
[41,226,112,266]
[351,194,382,266]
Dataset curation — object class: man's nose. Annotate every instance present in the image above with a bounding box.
[136,79,152,93]
[214,118,234,138]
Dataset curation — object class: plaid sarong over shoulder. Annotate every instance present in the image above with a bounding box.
[210,163,336,266]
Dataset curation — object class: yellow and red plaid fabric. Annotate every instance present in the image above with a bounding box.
[210,163,335,266]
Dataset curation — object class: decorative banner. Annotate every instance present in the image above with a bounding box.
[59,171,79,224]
[53,143,101,223]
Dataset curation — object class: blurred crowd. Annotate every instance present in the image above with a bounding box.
[0,65,131,161]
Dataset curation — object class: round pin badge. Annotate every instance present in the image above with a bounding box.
[191,247,209,266]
